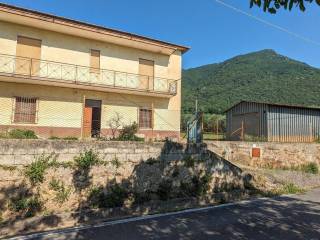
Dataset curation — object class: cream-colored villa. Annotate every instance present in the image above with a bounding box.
[0,3,189,140]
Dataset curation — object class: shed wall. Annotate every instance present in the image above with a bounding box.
[267,105,320,142]
[226,102,268,140]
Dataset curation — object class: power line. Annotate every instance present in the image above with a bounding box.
[214,0,320,47]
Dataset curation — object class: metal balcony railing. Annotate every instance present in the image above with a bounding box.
[0,54,178,95]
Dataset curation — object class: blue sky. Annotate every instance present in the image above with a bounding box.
[1,0,320,69]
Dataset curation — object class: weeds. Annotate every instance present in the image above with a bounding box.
[10,195,42,218]
[49,178,71,204]
[110,156,121,169]
[7,129,38,139]
[25,154,56,185]
[183,155,195,168]
[74,149,100,170]
[301,163,319,174]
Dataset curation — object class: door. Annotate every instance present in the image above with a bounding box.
[139,59,154,90]
[83,99,102,138]
[16,36,42,76]
[83,107,93,138]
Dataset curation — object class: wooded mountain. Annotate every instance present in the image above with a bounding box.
[182,49,320,114]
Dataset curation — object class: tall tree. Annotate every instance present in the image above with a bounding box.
[250,0,320,13]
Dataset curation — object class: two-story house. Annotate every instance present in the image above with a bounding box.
[0,3,189,140]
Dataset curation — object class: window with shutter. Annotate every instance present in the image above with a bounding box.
[14,97,37,124]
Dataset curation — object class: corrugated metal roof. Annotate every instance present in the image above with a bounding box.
[225,100,320,113]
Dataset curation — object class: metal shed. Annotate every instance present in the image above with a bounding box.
[225,101,320,142]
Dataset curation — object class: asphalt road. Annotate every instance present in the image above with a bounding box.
[15,188,320,240]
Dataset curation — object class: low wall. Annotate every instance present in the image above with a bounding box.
[206,141,320,168]
[0,140,170,166]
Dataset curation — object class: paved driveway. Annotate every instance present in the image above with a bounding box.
[13,188,320,240]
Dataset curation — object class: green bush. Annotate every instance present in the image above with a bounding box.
[10,196,42,217]
[105,184,127,208]
[87,186,105,209]
[8,129,38,139]
[49,178,71,204]
[74,149,100,170]
[87,184,127,208]
[157,179,173,201]
[25,154,54,185]
[301,163,319,174]
[117,123,144,141]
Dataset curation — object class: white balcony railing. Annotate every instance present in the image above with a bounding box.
[0,54,178,95]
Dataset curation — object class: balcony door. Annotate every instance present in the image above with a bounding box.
[139,59,154,90]
[16,36,42,76]
[83,99,102,138]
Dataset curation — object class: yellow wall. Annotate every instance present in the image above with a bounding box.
[0,82,180,135]
[0,20,182,133]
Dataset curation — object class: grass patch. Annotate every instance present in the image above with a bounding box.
[7,129,38,139]
[301,163,319,174]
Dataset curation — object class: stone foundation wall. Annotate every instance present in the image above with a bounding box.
[206,141,320,168]
[0,140,168,166]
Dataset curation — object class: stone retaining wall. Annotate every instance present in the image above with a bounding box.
[206,141,320,168]
[0,140,170,166]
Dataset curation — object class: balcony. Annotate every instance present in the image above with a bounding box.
[0,54,178,96]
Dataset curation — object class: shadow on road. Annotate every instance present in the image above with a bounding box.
[34,191,320,240]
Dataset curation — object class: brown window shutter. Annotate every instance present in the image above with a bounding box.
[16,36,42,75]
[139,59,154,90]
[90,49,100,73]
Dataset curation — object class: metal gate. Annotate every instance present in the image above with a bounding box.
[187,112,203,144]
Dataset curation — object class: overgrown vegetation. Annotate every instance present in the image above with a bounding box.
[24,154,57,185]
[87,183,127,208]
[74,149,100,170]
[0,129,38,139]
[10,195,42,218]
[49,136,78,140]
[117,122,144,141]
[49,178,71,204]
[301,163,319,174]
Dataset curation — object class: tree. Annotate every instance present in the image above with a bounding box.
[250,0,320,13]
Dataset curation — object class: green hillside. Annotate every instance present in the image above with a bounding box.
[182,49,320,114]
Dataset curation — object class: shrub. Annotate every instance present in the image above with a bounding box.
[87,186,105,209]
[105,184,127,208]
[8,129,38,139]
[301,163,319,174]
[74,149,100,170]
[183,155,195,168]
[10,196,42,218]
[25,154,55,185]
[117,123,144,141]
[157,179,173,201]
[88,184,127,208]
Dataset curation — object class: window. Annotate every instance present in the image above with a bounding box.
[90,49,100,73]
[14,97,37,123]
[139,59,154,90]
[16,36,42,75]
[139,108,153,129]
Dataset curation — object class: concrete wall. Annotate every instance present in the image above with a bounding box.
[207,141,320,168]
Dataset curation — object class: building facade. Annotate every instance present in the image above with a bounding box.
[226,101,320,142]
[0,3,189,140]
